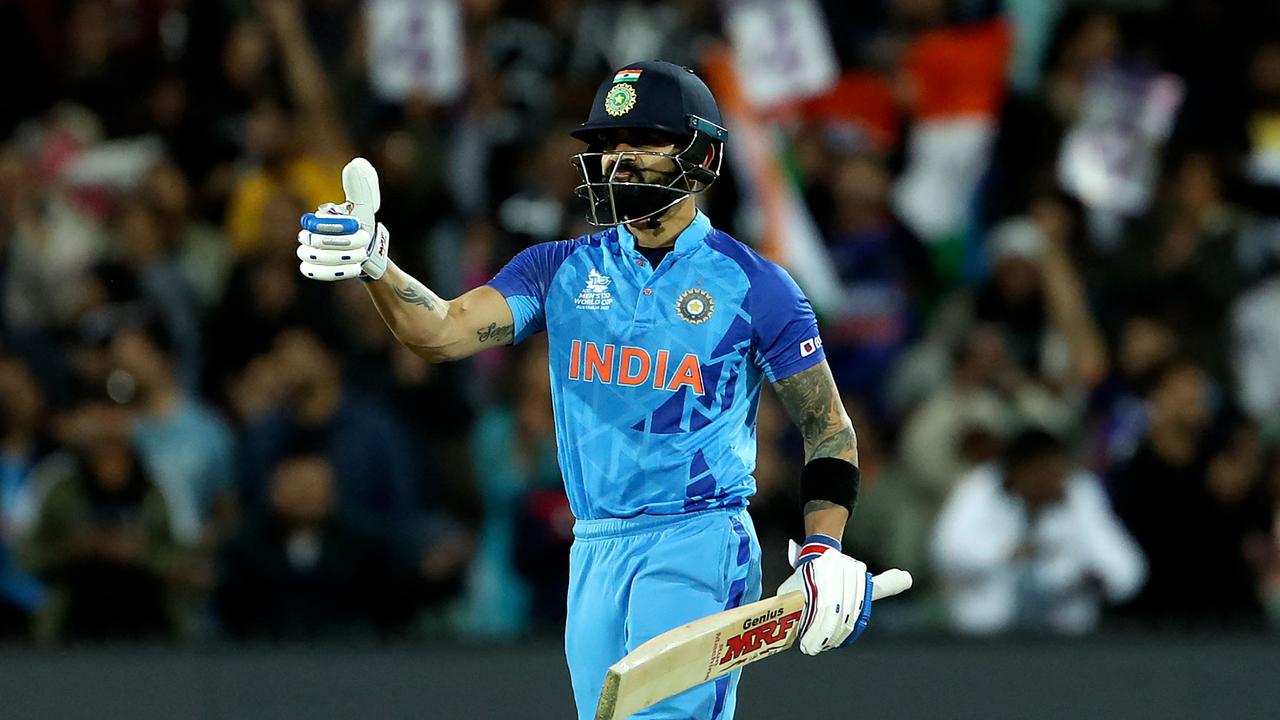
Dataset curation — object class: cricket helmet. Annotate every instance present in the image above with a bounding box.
[570,60,729,226]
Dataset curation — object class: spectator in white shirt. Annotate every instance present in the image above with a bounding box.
[932,428,1146,635]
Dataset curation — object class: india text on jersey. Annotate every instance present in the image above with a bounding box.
[566,340,705,395]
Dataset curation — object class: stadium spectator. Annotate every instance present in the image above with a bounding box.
[216,450,415,640]
[1087,314,1179,473]
[1099,153,1244,383]
[1110,360,1270,627]
[204,207,341,402]
[1259,446,1280,627]
[1232,256,1280,428]
[115,201,205,392]
[109,323,236,547]
[897,324,1072,529]
[0,355,52,639]
[820,151,935,416]
[985,8,1121,221]
[964,205,1107,388]
[223,0,347,255]
[464,338,562,636]
[237,327,421,536]
[932,427,1146,635]
[20,403,183,644]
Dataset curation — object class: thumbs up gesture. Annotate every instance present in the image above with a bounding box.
[296,158,390,281]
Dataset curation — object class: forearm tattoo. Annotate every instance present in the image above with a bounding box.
[476,322,514,344]
[394,281,438,311]
[771,361,857,464]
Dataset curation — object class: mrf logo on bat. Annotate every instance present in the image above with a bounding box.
[718,607,802,667]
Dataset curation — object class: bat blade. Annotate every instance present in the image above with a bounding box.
[593,569,911,720]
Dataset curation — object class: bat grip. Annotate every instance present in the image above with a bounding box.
[870,569,912,601]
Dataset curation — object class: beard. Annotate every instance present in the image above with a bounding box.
[598,160,684,223]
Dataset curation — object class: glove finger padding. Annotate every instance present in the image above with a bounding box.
[838,572,875,648]
[302,210,360,235]
[299,260,364,281]
[298,227,370,250]
[297,243,366,266]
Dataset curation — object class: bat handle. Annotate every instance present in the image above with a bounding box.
[870,569,912,601]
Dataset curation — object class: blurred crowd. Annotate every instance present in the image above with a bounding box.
[1,0,1279,645]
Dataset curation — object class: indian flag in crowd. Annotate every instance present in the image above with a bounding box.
[891,18,1012,278]
[613,69,643,83]
[701,47,844,317]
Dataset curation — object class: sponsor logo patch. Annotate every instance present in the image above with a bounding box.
[799,336,823,357]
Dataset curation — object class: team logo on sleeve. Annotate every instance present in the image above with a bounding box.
[604,83,638,117]
[574,268,614,310]
[675,288,714,324]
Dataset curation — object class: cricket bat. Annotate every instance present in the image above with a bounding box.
[594,568,912,720]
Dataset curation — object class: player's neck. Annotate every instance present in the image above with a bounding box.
[627,198,696,249]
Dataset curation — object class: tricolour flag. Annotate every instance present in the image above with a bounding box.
[702,47,844,318]
[613,69,643,83]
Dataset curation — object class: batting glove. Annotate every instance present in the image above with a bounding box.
[297,204,389,281]
[297,157,387,281]
[776,534,873,655]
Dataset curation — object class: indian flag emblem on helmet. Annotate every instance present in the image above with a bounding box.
[604,83,638,117]
[676,288,714,324]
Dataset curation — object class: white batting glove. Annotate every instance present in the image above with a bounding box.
[297,206,389,281]
[776,534,872,655]
[296,158,387,281]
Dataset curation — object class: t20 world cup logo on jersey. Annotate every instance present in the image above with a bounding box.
[574,268,614,310]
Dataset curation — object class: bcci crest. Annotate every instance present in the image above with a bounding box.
[604,83,637,117]
[676,288,714,324]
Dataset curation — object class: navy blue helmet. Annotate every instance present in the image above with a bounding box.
[571,61,729,227]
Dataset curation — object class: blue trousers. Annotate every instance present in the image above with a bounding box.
[565,508,763,720]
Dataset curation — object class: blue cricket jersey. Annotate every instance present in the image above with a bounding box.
[487,211,826,521]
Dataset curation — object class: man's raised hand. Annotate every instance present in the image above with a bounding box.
[297,158,389,281]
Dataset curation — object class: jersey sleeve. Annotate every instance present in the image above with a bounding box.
[750,262,826,382]
[486,239,580,344]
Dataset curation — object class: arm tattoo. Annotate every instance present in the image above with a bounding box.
[477,322,514,344]
[394,281,437,311]
[771,361,857,464]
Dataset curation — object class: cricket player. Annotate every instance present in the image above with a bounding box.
[297,61,877,719]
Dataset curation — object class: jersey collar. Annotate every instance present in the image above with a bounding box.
[615,210,712,258]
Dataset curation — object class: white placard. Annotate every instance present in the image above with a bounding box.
[367,0,464,103]
[1057,67,1184,216]
[720,0,839,109]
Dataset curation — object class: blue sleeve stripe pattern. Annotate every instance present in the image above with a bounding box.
[486,236,596,343]
[705,231,826,382]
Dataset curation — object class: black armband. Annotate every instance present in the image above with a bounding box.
[800,457,860,513]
